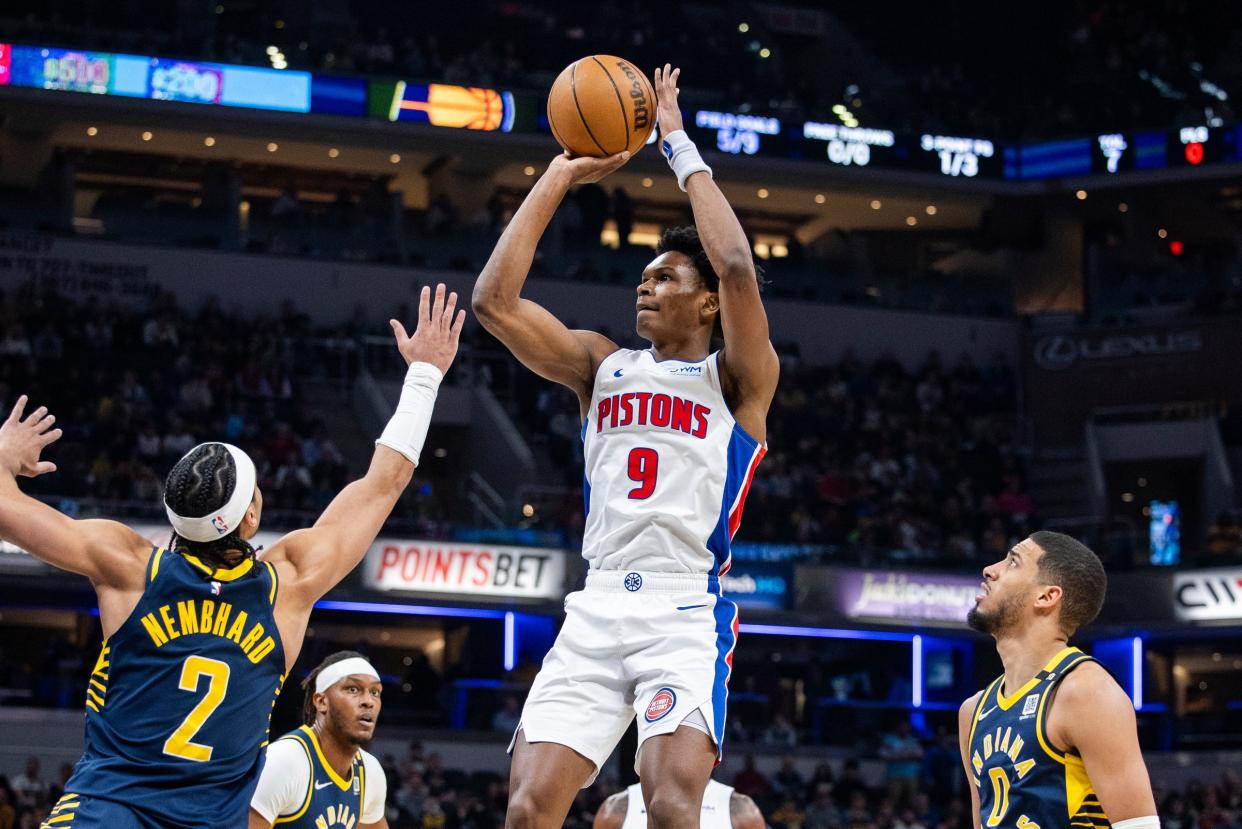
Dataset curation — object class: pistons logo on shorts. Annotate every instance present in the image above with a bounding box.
[645,688,677,722]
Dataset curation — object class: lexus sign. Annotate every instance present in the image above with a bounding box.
[1032,330,1202,371]
[1173,568,1242,622]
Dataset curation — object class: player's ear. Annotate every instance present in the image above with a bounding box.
[701,290,720,318]
[1035,583,1062,610]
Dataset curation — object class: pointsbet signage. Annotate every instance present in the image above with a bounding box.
[363,540,566,600]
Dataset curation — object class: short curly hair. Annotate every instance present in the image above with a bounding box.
[655,226,767,292]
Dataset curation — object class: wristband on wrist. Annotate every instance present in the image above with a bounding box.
[375,361,443,466]
[661,130,712,191]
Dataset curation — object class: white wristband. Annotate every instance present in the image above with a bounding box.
[660,130,712,191]
[1112,818,1159,829]
[376,361,443,466]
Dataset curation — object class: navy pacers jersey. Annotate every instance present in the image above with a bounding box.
[65,547,286,829]
[967,647,1110,829]
[272,726,368,828]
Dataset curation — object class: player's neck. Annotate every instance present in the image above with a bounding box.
[312,722,357,780]
[994,626,1068,695]
[648,335,710,364]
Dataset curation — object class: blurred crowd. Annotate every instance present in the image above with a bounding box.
[3,1,1240,140]
[0,282,354,518]
[3,740,1241,829]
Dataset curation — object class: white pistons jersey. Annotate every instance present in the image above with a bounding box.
[581,348,765,576]
[621,780,735,829]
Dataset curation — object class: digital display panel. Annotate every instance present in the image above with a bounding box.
[310,74,367,116]
[1149,500,1180,566]
[383,80,515,131]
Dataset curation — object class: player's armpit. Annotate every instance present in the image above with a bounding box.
[474,296,617,401]
[247,808,273,829]
[958,692,984,829]
[359,820,389,829]
[1052,663,1157,821]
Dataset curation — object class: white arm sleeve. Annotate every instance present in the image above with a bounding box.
[250,739,313,823]
[361,751,388,825]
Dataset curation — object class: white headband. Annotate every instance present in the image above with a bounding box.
[165,443,257,543]
[315,657,381,694]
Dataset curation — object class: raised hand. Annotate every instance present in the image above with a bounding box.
[0,395,63,478]
[654,64,684,136]
[389,283,467,375]
[548,149,631,185]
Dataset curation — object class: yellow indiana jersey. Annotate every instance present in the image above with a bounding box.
[967,647,1110,829]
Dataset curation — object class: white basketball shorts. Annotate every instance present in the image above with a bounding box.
[509,570,739,784]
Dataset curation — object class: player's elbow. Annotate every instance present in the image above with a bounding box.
[717,252,757,284]
[471,277,514,325]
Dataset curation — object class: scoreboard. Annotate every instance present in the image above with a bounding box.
[5,38,1242,183]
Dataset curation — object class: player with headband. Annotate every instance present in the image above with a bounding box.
[0,284,464,829]
[249,652,389,829]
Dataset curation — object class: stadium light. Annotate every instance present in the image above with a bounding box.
[1132,636,1143,710]
[739,623,916,643]
[315,599,508,619]
[505,612,516,672]
[912,634,923,708]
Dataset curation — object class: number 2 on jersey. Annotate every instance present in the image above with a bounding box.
[627,447,659,499]
[163,655,230,762]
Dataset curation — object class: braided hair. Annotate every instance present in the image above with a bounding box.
[301,651,369,725]
[164,443,257,569]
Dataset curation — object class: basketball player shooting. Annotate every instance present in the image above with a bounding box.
[959,532,1157,829]
[473,64,779,829]
[0,285,463,829]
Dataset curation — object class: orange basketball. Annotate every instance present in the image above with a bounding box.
[547,55,656,158]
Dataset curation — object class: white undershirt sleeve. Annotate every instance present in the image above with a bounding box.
[250,739,313,823]
[361,751,388,825]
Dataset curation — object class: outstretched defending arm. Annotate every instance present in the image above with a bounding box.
[0,396,150,633]
[653,65,779,438]
[267,284,464,608]
[472,152,629,406]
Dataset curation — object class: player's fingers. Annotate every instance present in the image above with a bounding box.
[441,291,458,329]
[39,428,62,446]
[22,406,47,426]
[417,285,431,324]
[431,283,447,325]
[450,308,467,335]
[5,395,26,424]
[34,461,56,475]
[34,413,55,434]
[390,319,409,344]
[672,67,680,87]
